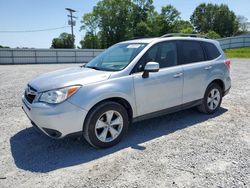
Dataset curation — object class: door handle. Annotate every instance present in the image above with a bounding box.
[173,72,183,78]
[204,66,212,70]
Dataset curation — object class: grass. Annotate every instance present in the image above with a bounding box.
[224,47,250,58]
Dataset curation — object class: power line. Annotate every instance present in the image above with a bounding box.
[0,26,70,33]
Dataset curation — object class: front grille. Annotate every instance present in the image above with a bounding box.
[24,85,37,104]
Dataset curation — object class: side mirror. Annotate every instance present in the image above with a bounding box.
[142,62,159,78]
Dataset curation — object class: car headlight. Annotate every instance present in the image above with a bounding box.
[39,85,81,104]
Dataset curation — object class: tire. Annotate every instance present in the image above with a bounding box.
[83,101,129,148]
[197,83,223,114]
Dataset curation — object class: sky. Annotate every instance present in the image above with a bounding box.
[0,0,249,48]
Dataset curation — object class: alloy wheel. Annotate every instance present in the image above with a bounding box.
[207,88,221,110]
[95,110,123,143]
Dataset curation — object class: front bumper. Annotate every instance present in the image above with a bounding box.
[22,95,88,138]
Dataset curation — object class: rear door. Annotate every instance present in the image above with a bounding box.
[178,40,212,103]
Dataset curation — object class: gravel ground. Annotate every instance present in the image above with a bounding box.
[0,59,249,188]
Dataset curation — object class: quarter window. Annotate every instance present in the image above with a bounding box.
[202,42,221,60]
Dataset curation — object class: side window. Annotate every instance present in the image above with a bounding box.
[179,41,205,64]
[133,41,177,72]
[202,42,221,60]
[145,44,159,62]
[158,42,177,68]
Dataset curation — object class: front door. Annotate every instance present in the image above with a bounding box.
[132,41,183,116]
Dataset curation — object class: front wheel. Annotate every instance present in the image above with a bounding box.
[197,83,222,114]
[83,101,129,148]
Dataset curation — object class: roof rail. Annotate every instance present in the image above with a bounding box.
[161,33,208,39]
[130,36,152,40]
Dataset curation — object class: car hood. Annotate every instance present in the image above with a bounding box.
[28,66,111,92]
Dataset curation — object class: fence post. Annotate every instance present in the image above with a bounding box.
[56,50,58,63]
[34,50,37,64]
[11,49,14,64]
[75,50,77,63]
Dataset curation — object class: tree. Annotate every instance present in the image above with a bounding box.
[80,1,191,48]
[131,0,154,37]
[93,0,134,48]
[80,32,101,49]
[190,3,239,37]
[174,20,194,34]
[237,15,248,33]
[0,45,10,48]
[132,21,150,37]
[206,30,220,39]
[80,12,99,35]
[80,0,157,47]
[51,33,74,49]
[157,5,181,35]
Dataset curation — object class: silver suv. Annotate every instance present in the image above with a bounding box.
[22,34,231,148]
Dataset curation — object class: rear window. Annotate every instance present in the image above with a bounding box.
[202,42,221,60]
[178,40,205,64]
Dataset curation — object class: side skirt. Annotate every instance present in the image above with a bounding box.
[133,99,203,123]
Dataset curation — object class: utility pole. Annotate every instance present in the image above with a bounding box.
[65,8,76,47]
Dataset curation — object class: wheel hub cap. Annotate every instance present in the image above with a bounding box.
[95,110,123,143]
[207,88,221,110]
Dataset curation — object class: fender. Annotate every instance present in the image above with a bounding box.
[204,73,226,96]
[68,75,138,117]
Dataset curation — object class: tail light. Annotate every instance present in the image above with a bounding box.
[224,59,231,70]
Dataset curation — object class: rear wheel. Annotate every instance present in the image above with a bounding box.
[83,101,129,148]
[197,83,222,114]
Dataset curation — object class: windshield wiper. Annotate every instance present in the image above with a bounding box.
[86,66,102,70]
[80,63,86,68]
[86,65,117,72]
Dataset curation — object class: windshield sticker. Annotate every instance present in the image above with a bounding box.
[127,44,141,48]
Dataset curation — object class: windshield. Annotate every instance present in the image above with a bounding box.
[85,43,147,71]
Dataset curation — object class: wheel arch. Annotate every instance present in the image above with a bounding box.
[202,78,225,99]
[84,97,134,127]
[208,79,225,92]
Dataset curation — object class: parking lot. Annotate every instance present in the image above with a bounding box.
[0,59,249,188]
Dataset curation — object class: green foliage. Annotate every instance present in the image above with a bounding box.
[93,0,134,48]
[205,30,220,39]
[175,20,194,34]
[80,12,99,35]
[80,32,101,49]
[131,0,155,37]
[51,33,74,49]
[80,1,242,48]
[80,1,184,48]
[190,3,239,37]
[0,45,10,48]
[157,5,181,35]
[224,47,250,58]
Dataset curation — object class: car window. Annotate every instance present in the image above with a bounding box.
[158,42,177,68]
[179,40,205,64]
[86,43,147,71]
[133,41,177,72]
[202,42,221,60]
